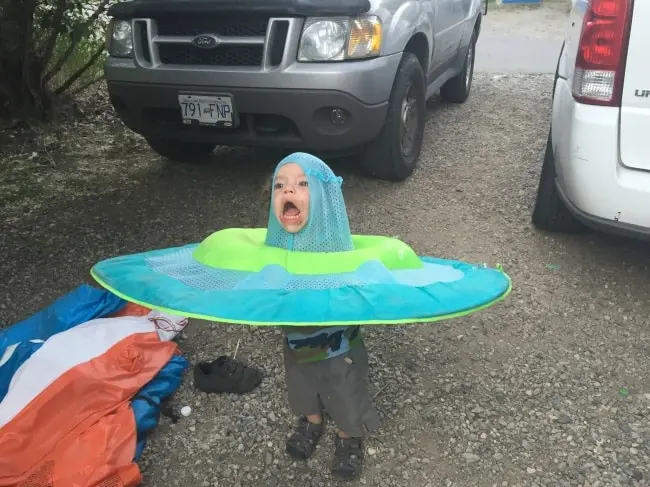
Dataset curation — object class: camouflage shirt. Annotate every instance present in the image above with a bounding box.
[283,325,362,363]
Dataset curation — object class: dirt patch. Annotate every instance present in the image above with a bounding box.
[0,86,154,223]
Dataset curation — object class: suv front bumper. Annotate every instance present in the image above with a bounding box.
[105,53,401,152]
[108,82,389,151]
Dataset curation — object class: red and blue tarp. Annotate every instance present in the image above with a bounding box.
[0,284,189,486]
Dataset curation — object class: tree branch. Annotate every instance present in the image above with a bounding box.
[70,74,105,95]
[21,0,41,112]
[43,0,111,84]
[21,1,36,85]
[54,44,104,95]
[39,0,69,68]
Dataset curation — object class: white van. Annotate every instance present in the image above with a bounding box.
[532,0,650,240]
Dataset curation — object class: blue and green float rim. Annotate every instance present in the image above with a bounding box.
[90,228,512,326]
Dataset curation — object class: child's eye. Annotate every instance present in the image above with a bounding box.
[299,180,308,187]
[274,182,283,190]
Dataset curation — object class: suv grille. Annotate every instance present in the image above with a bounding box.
[158,44,264,67]
[134,16,290,68]
[156,16,269,37]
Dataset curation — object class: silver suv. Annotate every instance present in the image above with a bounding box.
[105,0,485,181]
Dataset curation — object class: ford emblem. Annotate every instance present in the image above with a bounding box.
[192,34,219,49]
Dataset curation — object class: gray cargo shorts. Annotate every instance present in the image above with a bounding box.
[283,341,379,438]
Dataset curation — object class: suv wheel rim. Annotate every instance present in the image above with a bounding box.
[400,83,418,157]
[465,43,474,88]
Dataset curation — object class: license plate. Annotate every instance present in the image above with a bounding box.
[178,94,235,128]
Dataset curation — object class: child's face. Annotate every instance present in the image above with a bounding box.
[272,163,310,233]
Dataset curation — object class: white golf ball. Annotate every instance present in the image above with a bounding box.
[180,406,192,417]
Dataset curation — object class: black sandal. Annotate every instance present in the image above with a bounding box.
[286,417,323,460]
[331,437,364,480]
[193,356,263,394]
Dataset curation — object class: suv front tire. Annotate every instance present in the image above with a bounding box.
[360,52,426,182]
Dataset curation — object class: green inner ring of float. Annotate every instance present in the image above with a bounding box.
[192,228,423,275]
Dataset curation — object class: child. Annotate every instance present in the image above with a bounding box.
[262,153,379,480]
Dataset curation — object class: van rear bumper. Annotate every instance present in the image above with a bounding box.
[551,78,650,239]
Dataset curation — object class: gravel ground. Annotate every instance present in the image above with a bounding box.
[3,72,650,487]
[2,6,650,487]
[476,1,567,74]
[483,1,569,39]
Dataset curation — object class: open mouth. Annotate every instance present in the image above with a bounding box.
[282,201,301,221]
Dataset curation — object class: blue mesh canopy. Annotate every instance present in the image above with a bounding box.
[265,152,354,253]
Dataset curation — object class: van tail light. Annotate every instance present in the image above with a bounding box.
[572,0,634,106]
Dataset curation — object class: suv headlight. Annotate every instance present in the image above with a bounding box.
[107,19,133,57]
[298,17,382,62]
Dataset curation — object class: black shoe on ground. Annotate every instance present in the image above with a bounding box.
[193,356,263,394]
